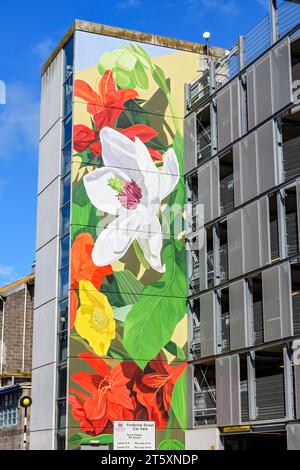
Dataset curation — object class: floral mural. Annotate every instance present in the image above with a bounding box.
[68,35,199,450]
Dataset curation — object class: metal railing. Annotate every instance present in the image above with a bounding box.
[187,0,300,111]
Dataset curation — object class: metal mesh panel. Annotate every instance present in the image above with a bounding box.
[200,292,216,358]
[198,163,211,224]
[217,85,231,151]
[246,66,256,131]
[229,280,247,350]
[184,113,197,174]
[243,202,260,273]
[272,37,293,113]
[231,78,241,142]
[241,132,258,203]
[233,143,242,207]
[255,53,273,125]
[263,266,282,342]
[228,210,244,278]
[283,135,300,180]
[256,121,277,194]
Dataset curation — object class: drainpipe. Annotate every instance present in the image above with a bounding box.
[21,284,27,372]
[270,0,278,45]
[0,295,6,376]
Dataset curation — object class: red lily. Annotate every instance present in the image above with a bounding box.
[74,71,138,129]
[133,357,186,429]
[70,233,112,329]
[73,124,101,157]
[69,353,134,435]
[73,123,163,161]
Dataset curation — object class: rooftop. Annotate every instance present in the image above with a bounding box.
[0,273,34,295]
[42,19,225,75]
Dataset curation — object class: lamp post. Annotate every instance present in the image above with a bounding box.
[19,395,32,450]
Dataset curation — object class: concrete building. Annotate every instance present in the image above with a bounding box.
[31,0,300,452]
[185,0,300,451]
[0,274,34,449]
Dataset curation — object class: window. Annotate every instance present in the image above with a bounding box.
[64,39,74,81]
[190,298,200,359]
[193,363,216,426]
[187,172,198,232]
[291,263,300,335]
[0,390,21,428]
[248,274,264,346]
[189,236,200,294]
[59,235,70,269]
[60,202,70,237]
[219,151,234,215]
[61,172,71,207]
[197,105,211,162]
[285,187,299,257]
[58,365,67,399]
[269,193,280,262]
[59,266,69,300]
[59,298,69,332]
[63,113,72,146]
[61,142,71,177]
[63,76,73,118]
[57,399,66,430]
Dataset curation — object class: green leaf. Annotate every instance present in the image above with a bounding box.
[158,439,185,450]
[171,369,187,430]
[164,340,186,360]
[132,60,149,89]
[114,67,135,88]
[113,304,133,322]
[101,276,126,308]
[152,64,170,95]
[130,44,152,65]
[71,180,98,243]
[114,270,144,304]
[68,432,91,448]
[99,50,122,70]
[80,433,113,445]
[123,241,187,369]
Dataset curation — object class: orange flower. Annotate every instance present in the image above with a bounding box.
[70,233,112,329]
[74,70,138,129]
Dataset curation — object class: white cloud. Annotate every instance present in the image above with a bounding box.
[0,83,39,160]
[116,0,141,10]
[0,265,16,283]
[32,38,56,62]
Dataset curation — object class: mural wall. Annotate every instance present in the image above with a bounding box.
[68,30,199,450]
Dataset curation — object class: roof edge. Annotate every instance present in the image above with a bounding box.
[42,19,225,75]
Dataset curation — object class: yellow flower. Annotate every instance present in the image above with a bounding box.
[75,280,115,356]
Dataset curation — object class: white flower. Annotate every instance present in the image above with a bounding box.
[83,127,180,273]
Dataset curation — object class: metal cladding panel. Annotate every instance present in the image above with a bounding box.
[228,209,244,278]
[216,356,231,426]
[287,424,300,450]
[38,119,61,194]
[211,157,220,220]
[184,112,197,174]
[199,232,207,291]
[255,52,273,125]
[297,181,300,252]
[247,66,256,131]
[243,201,260,273]
[233,143,242,207]
[262,265,281,342]
[271,37,293,114]
[36,177,60,251]
[32,300,57,370]
[294,365,300,419]
[34,237,58,309]
[40,50,63,139]
[231,78,241,142]
[241,132,258,203]
[279,263,293,338]
[259,197,271,267]
[229,280,248,350]
[200,291,216,357]
[217,84,231,151]
[230,355,241,425]
[31,363,56,432]
[256,121,277,194]
[198,162,212,224]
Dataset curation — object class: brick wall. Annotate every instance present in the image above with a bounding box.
[0,387,31,450]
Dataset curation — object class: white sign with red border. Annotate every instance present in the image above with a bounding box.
[113,421,155,450]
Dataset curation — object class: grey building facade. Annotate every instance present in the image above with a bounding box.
[185,0,300,451]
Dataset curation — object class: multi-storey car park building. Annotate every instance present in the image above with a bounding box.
[185,0,300,451]
[31,0,300,452]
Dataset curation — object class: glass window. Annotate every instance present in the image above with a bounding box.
[63,114,72,147]
[61,142,71,177]
[59,265,69,300]
[193,362,216,427]
[60,202,70,237]
[57,400,67,430]
[59,299,69,332]
[0,390,21,428]
[57,432,66,450]
[59,235,69,269]
[58,366,67,398]
[64,39,73,81]
[61,172,71,207]
[59,331,68,363]
[63,76,73,118]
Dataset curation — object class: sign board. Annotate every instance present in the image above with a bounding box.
[113,421,155,450]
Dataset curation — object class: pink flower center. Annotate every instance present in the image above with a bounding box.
[117,180,142,210]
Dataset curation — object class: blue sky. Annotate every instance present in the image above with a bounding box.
[0,0,269,285]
